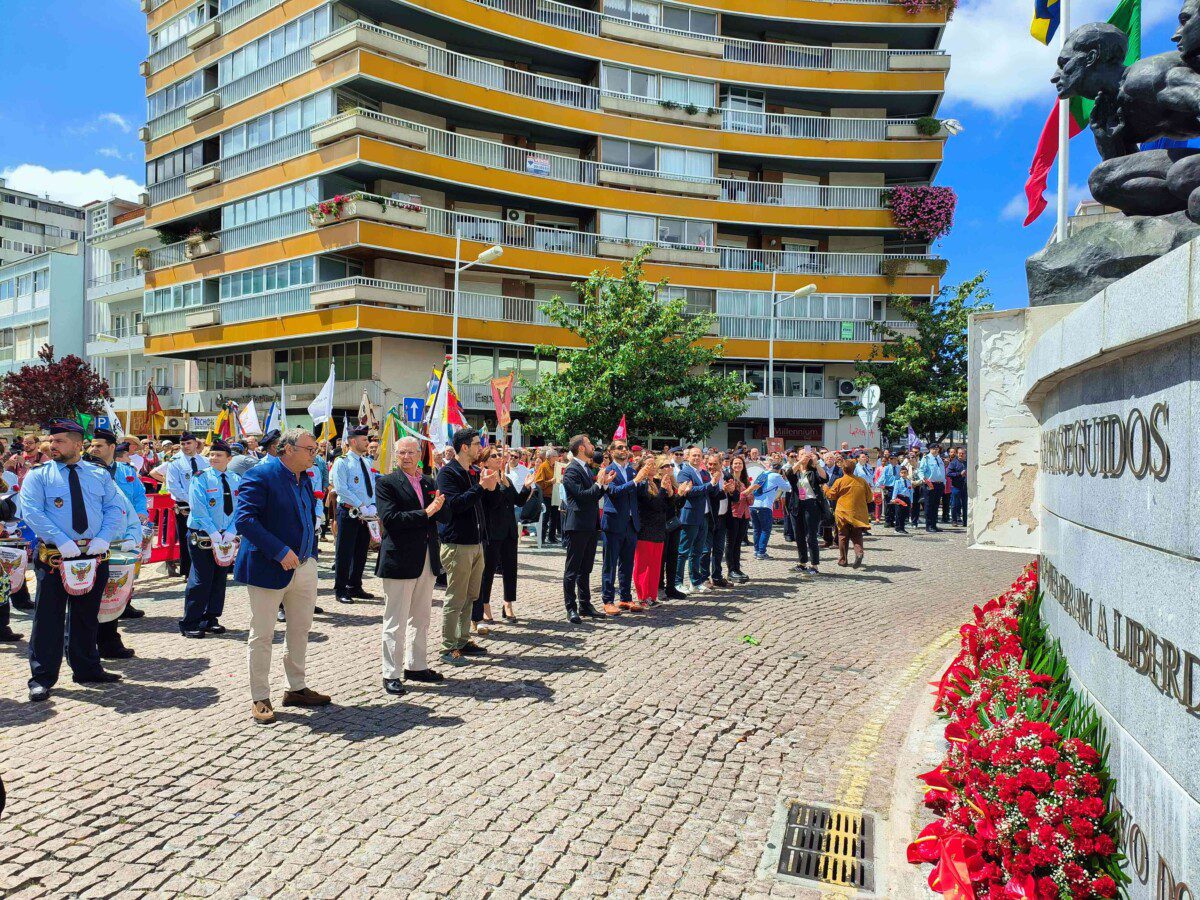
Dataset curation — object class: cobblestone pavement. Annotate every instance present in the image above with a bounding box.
[0,527,1026,899]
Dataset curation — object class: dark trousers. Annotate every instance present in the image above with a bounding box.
[676,516,708,587]
[475,534,518,620]
[334,508,370,596]
[795,499,823,567]
[724,515,747,575]
[925,485,943,530]
[29,559,108,689]
[601,527,637,603]
[951,485,967,525]
[181,532,229,630]
[704,515,726,581]
[939,487,951,522]
[176,508,192,579]
[910,486,924,528]
[782,508,795,542]
[883,487,895,526]
[562,529,598,613]
[660,526,681,592]
[0,592,10,632]
[541,506,561,544]
[96,618,128,653]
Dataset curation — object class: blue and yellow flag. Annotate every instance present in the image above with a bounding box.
[1030,0,1060,44]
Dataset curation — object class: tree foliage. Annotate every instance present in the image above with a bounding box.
[0,345,110,428]
[520,249,749,443]
[855,273,991,443]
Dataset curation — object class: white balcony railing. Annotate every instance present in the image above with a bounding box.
[147,192,939,275]
[87,270,146,302]
[469,0,945,69]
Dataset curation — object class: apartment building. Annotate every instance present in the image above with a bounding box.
[138,0,951,445]
[84,198,193,432]
[0,243,85,375]
[0,179,85,267]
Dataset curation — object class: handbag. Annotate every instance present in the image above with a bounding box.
[664,515,683,534]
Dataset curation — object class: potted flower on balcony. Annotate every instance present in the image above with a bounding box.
[881,185,957,243]
[308,193,352,226]
[132,247,151,272]
[309,192,428,229]
[182,227,220,261]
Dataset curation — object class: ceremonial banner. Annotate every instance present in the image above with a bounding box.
[308,365,335,425]
[490,374,515,428]
[612,415,627,442]
[146,383,165,438]
[358,388,378,428]
[103,399,126,438]
[238,400,261,435]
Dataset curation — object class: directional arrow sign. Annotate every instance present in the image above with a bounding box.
[860,384,881,411]
[858,408,880,431]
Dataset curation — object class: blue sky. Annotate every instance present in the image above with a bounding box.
[0,0,1180,310]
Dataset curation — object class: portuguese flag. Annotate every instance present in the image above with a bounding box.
[1023,0,1141,226]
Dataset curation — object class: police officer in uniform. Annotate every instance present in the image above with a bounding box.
[329,425,376,604]
[180,439,239,638]
[88,429,148,658]
[22,420,126,702]
[165,431,209,580]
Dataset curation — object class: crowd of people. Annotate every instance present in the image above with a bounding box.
[0,423,967,722]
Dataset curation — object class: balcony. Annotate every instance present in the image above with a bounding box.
[737,396,841,420]
[87,270,145,303]
[86,331,145,357]
[145,0,285,75]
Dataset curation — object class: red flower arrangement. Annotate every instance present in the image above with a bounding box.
[898,0,958,17]
[909,561,1128,900]
[883,185,958,243]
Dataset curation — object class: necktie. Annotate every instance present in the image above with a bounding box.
[190,456,198,476]
[359,457,373,498]
[221,473,233,515]
[66,464,89,535]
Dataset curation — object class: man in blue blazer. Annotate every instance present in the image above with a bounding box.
[235,428,331,725]
[600,439,649,613]
[674,445,719,594]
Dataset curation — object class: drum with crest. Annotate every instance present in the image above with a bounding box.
[98,550,139,623]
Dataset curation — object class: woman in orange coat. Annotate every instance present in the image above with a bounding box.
[824,471,873,568]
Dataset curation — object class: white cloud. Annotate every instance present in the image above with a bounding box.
[943,0,1174,114]
[1000,182,1092,220]
[98,112,132,133]
[97,147,124,159]
[0,164,142,207]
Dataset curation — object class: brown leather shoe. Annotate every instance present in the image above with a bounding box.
[617,601,634,611]
[628,601,648,612]
[281,687,331,707]
[603,603,622,615]
[251,699,276,724]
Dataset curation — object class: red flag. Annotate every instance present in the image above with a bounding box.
[490,374,514,429]
[145,382,165,438]
[1024,101,1084,226]
[612,415,627,441]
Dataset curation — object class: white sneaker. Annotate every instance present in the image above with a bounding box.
[676,583,692,595]
[693,582,710,594]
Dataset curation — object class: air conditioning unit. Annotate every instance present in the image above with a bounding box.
[505,208,527,224]
[163,415,185,432]
[837,379,858,398]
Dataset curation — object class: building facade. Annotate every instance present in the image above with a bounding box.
[0,244,85,376]
[138,0,950,443]
[0,178,85,267]
[84,198,192,433]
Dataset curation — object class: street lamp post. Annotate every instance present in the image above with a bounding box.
[451,221,504,396]
[767,278,818,441]
[95,331,135,433]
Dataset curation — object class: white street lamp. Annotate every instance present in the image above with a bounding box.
[451,221,504,395]
[767,278,818,441]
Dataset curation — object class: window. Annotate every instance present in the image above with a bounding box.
[661,3,716,33]
[147,72,205,119]
[144,280,208,315]
[661,75,714,107]
[221,93,332,156]
[658,147,713,179]
[221,178,317,229]
[601,137,656,171]
[218,10,328,84]
[112,368,127,395]
[272,341,372,385]
[601,65,654,99]
[146,143,210,186]
[219,256,318,300]
[601,138,713,180]
[656,218,712,248]
[197,352,252,390]
[598,211,656,243]
[149,2,215,51]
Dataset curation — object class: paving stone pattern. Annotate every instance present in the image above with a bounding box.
[0,528,1025,899]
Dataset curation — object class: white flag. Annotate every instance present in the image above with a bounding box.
[103,399,125,438]
[239,399,262,435]
[279,380,288,431]
[358,388,378,428]
[308,366,335,425]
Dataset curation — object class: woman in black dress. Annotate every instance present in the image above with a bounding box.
[473,447,533,630]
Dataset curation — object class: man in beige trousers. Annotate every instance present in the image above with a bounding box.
[233,427,331,724]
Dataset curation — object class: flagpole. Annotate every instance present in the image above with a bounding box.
[1056,0,1071,243]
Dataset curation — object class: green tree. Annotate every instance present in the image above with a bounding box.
[856,273,991,444]
[521,248,749,443]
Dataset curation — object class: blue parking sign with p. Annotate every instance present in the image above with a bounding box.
[403,397,425,422]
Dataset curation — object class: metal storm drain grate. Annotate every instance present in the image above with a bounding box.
[776,802,875,891]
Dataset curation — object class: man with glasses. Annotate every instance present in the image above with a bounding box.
[235,428,330,725]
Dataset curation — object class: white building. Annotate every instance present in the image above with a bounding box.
[0,178,85,266]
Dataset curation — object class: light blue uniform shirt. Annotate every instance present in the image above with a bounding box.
[165,452,210,505]
[877,463,899,489]
[330,451,375,508]
[107,461,148,518]
[892,477,914,503]
[750,472,789,509]
[19,460,125,547]
[918,453,946,484]
[188,467,241,536]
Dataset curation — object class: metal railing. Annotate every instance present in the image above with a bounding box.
[88,269,143,288]
[329,108,900,210]
[147,0,285,74]
[148,191,937,274]
[470,0,946,70]
[148,127,314,204]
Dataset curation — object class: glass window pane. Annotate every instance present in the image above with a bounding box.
[628,142,655,171]
[628,214,655,242]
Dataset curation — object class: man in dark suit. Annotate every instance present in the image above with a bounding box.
[600,439,648,613]
[375,436,445,696]
[560,433,616,624]
[235,428,330,725]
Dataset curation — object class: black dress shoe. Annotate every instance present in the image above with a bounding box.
[665,590,688,600]
[351,590,377,600]
[404,669,444,683]
[179,626,205,639]
[73,670,122,684]
[579,605,606,619]
[383,678,406,696]
[711,577,731,588]
[119,605,146,620]
[460,641,487,656]
[11,596,34,611]
[313,606,325,615]
[0,628,23,642]
[99,645,136,660]
[28,684,50,702]
[336,596,355,605]
[567,612,582,624]
[205,620,227,635]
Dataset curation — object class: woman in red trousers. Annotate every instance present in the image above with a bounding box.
[633,456,675,606]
